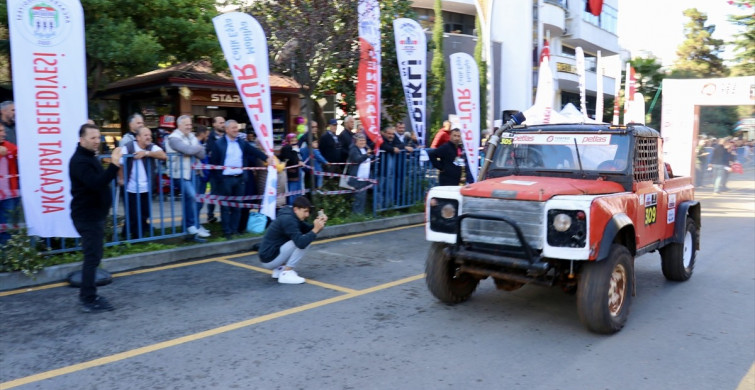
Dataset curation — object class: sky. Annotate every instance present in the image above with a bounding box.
[617,0,752,67]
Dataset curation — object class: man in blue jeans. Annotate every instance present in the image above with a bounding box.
[165,115,210,239]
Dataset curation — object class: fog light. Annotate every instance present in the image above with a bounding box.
[553,213,572,232]
[441,203,456,219]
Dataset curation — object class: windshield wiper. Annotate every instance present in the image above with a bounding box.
[573,138,586,178]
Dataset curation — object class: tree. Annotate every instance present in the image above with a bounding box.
[427,0,446,141]
[0,1,229,98]
[672,8,728,78]
[474,17,487,131]
[629,56,664,129]
[728,2,755,76]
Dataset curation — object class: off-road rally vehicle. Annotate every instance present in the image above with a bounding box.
[424,120,700,334]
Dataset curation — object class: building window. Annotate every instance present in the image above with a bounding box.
[581,0,617,35]
[412,8,477,35]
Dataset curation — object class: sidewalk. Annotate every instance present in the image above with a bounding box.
[0,213,425,291]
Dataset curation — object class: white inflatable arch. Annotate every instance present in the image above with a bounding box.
[661,75,755,177]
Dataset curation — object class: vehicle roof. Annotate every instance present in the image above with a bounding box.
[512,123,660,138]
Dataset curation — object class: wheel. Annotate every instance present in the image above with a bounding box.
[425,243,479,303]
[577,245,634,334]
[660,218,698,281]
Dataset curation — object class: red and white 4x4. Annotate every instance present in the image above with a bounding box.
[424,123,700,334]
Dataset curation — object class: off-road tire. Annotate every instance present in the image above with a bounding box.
[660,219,697,282]
[425,243,479,303]
[577,244,634,334]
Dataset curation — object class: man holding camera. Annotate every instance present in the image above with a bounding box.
[258,196,327,284]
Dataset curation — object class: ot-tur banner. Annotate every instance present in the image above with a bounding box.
[449,53,480,182]
[576,47,588,122]
[213,12,277,219]
[393,18,427,146]
[357,0,382,151]
[8,0,86,237]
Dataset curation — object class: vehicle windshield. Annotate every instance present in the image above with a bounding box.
[491,133,631,172]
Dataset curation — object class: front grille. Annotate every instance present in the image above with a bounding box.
[461,197,545,249]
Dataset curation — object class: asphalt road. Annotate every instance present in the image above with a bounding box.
[1,177,753,390]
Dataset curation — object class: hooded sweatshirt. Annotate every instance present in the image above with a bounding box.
[258,206,316,262]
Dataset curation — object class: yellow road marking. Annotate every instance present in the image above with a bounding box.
[0,273,425,389]
[0,223,423,297]
[0,282,69,297]
[737,362,755,390]
[216,259,358,294]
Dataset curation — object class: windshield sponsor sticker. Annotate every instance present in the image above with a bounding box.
[501,180,537,186]
[511,134,612,145]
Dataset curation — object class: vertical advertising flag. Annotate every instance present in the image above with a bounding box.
[393,18,427,146]
[449,53,480,182]
[575,47,588,122]
[357,0,382,151]
[213,12,277,219]
[8,0,86,237]
[595,51,604,122]
[623,63,636,125]
[612,59,622,125]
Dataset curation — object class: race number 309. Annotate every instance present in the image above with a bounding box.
[645,205,657,225]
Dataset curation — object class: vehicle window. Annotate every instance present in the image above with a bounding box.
[492,133,630,172]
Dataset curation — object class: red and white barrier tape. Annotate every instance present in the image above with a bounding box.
[0,189,20,200]
[0,223,25,232]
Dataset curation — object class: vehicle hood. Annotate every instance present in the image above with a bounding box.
[460,176,626,201]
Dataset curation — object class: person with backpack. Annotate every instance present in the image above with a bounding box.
[119,127,166,239]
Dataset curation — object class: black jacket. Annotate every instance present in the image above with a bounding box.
[346,144,371,178]
[69,145,119,221]
[428,142,466,186]
[258,206,316,262]
[208,135,267,182]
[319,131,342,163]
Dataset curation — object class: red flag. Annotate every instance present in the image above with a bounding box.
[628,66,636,101]
[539,39,551,64]
[356,39,382,151]
[585,0,604,17]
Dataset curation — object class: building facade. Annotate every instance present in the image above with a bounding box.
[412,0,621,123]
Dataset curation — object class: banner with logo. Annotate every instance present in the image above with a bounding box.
[393,18,426,147]
[449,53,480,182]
[7,0,86,237]
[213,12,277,219]
[595,51,604,122]
[576,47,588,122]
[612,58,622,125]
[357,0,382,151]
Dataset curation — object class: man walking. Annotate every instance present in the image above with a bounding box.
[430,120,453,148]
[69,123,123,312]
[119,127,167,239]
[258,196,327,284]
[165,115,210,239]
[209,120,268,239]
[0,123,19,244]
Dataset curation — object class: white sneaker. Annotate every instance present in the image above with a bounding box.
[187,225,210,238]
[271,266,284,279]
[278,270,305,284]
[198,226,210,236]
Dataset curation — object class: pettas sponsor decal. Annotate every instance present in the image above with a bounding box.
[513,134,612,145]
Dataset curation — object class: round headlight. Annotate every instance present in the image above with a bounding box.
[441,203,456,219]
[553,213,572,232]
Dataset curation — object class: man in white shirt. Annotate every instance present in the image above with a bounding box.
[119,127,166,239]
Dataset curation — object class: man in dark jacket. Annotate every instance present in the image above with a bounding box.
[319,119,343,166]
[209,120,269,239]
[258,196,327,284]
[428,128,466,186]
[69,123,123,312]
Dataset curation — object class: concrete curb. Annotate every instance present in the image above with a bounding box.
[0,213,424,291]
